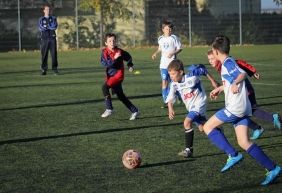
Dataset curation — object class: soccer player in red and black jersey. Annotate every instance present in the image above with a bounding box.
[100,33,139,120]
[207,50,281,138]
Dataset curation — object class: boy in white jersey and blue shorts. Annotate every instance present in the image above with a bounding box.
[203,35,281,186]
[152,20,182,108]
[166,60,219,158]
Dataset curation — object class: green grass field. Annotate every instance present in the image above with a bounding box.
[1,45,282,193]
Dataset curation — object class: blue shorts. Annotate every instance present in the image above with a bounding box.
[187,111,206,126]
[160,68,170,81]
[215,108,250,127]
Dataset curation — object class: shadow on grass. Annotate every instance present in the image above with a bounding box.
[259,133,282,140]
[0,81,97,89]
[0,66,103,76]
[0,93,161,111]
[139,152,225,169]
[0,122,182,145]
[140,159,195,168]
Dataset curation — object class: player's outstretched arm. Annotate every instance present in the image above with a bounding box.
[236,59,257,77]
[167,48,182,58]
[206,73,220,89]
[167,102,175,120]
[152,49,161,60]
[210,86,223,100]
[231,72,247,94]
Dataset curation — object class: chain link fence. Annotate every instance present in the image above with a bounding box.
[0,0,281,51]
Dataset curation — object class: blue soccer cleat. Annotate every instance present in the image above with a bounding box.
[273,114,281,130]
[261,166,281,186]
[221,153,243,172]
[250,127,265,140]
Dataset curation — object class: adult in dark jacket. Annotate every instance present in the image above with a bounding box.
[38,4,59,75]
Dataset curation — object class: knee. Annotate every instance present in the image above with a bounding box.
[183,119,192,129]
[237,139,252,150]
[203,123,214,135]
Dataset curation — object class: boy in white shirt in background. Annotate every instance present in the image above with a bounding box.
[152,20,182,108]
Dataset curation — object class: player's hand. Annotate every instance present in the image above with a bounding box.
[231,83,240,94]
[210,92,218,100]
[253,73,260,80]
[128,67,134,72]
[167,53,174,58]
[168,110,175,120]
[152,53,157,60]
[198,126,204,132]
[210,88,220,100]
[114,51,121,59]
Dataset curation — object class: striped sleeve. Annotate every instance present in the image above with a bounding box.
[236,59,256,77]
[48,16,58,30]
[38,17,48,31]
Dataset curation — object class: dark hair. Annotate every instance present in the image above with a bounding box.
[168,59,184,72]
[105,33,116,41]
[211,35,230,54]
[161,20,174,29]
[42,4,51,10]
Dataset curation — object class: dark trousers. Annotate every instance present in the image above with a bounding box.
[41,38,58,71]
[102,83,138,113]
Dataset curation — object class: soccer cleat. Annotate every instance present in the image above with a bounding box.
[261,165,281,186]
[273,114,281,130]
[221,153,243,172]
[41,70,47,75]
[178,148,193,158]
[53,69,59,75]
[101,109,113,118]
[129,111,139,121]
[250,127,265,140]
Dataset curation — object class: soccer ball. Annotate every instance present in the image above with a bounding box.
[122,149,142,169]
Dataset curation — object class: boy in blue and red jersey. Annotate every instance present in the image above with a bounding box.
[38,4,59,75]
[203,35,280,186]
[100,33,139,120]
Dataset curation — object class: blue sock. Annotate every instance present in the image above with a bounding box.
[247,144,275,171]
[207,129,237,157]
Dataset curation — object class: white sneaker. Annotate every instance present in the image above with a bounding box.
[101,109,113,118]
[129,111,139,120]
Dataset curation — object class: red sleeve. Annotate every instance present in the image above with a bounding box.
[235,59,256,77]
[215,60,222,73]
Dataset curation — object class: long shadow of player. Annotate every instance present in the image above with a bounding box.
[0,122,183,146]
[139,159,195,169]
